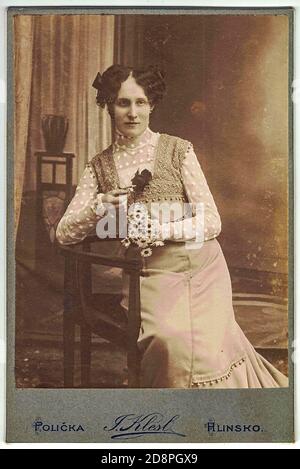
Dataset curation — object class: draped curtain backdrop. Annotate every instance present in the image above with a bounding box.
[114,15,144,67]
[14,16,34,236]
[25,14,115,193]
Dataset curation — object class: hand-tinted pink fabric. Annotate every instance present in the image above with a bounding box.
[121,240,288,388]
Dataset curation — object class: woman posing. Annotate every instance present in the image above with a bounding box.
[57,65,288,389]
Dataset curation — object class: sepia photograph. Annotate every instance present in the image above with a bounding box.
[13,10,291,389]
[7,5,294,443]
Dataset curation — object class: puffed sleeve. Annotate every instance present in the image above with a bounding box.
[160,143,221,242]
[56,164,107,245]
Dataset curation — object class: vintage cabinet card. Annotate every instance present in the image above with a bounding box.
[6,5,294,443]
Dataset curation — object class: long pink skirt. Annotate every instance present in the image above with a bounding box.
[122,239,288,388]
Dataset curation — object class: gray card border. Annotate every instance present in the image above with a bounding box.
[6,6,295,443]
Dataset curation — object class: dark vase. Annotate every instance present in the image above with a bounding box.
[41,114,69,154]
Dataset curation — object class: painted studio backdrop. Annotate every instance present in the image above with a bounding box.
[14,13,289,387]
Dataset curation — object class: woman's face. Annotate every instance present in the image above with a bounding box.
[112,75,153,138]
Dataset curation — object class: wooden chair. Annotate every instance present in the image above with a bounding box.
[58,236,143,388]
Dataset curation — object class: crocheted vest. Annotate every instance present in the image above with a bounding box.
[89,133,190,205]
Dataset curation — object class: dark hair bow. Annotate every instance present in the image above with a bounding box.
[92,72,102,90]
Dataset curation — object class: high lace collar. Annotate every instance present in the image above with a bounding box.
[114,127,155,149]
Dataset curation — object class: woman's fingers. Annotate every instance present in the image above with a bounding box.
[111,194,128,206]
[102,190,129,205]
[102,191,129,206]
[111,189,130,196]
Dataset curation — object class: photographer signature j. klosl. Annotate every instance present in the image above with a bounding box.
[103,413,186,440]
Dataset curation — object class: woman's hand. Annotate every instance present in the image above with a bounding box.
[101,189,130,209]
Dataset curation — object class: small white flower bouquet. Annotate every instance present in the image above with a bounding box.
[121,202,165,257]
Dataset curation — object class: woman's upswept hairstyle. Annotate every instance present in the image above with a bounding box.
[92,64,166,111]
